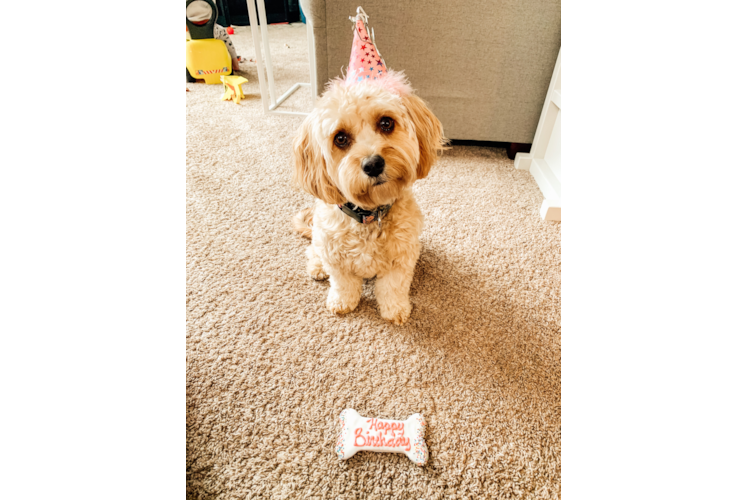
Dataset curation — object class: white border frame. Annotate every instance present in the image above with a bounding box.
[561,224,577,271]
[177,12,187,500]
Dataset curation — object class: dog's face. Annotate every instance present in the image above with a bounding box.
[294,74,445,209]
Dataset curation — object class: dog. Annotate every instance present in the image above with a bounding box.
[291,70,446,325]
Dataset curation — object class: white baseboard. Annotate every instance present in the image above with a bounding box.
[514,153,533,171]
[540,199,561,222]
[513,49,561,222]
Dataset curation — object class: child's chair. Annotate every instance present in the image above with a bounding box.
[186,0,232,84]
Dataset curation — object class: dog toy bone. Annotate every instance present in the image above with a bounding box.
[335,408,428,465]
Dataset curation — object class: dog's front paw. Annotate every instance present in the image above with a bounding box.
[326,289,360,315]
[305,247,329,281]
[307,260,329,281]
[379,300,412,325]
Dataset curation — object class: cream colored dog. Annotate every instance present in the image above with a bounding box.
[292,71,446,324]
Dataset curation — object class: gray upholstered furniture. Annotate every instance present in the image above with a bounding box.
[302,0,560,143]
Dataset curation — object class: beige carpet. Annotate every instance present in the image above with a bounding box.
[187,24,561,500]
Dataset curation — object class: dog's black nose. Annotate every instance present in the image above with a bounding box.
[362,155,385,177]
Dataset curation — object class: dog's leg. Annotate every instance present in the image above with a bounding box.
[375,265,416,325]
[326,267,362,315]
[305,245,328,281]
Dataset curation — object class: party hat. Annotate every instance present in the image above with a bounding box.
[345,7,388,85]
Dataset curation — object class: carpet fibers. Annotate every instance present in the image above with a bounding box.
[187,24,561,500]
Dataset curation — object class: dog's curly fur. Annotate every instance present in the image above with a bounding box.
[292,72,446,324]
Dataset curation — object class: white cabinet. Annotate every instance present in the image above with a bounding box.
[515,49,561,221]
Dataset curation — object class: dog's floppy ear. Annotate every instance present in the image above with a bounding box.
[293,116,346,205]
[403,94,447,180]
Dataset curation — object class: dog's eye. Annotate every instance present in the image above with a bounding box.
[378,117,395,133]
[334,132,350,148]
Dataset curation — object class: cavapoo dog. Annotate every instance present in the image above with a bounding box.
[292,71,446,324]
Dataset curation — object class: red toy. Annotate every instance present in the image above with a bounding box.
[226,26,234,35]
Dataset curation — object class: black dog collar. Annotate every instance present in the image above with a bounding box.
[337,202,392,226]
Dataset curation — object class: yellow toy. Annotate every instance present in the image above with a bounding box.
[186,0,231,84]
[220,75,248,104]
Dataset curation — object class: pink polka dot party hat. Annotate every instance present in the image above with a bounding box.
[345,7,388,85]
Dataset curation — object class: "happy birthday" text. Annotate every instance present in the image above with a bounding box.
[353,418,411,450]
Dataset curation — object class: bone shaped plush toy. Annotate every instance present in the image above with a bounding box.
[335,409,428,465]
